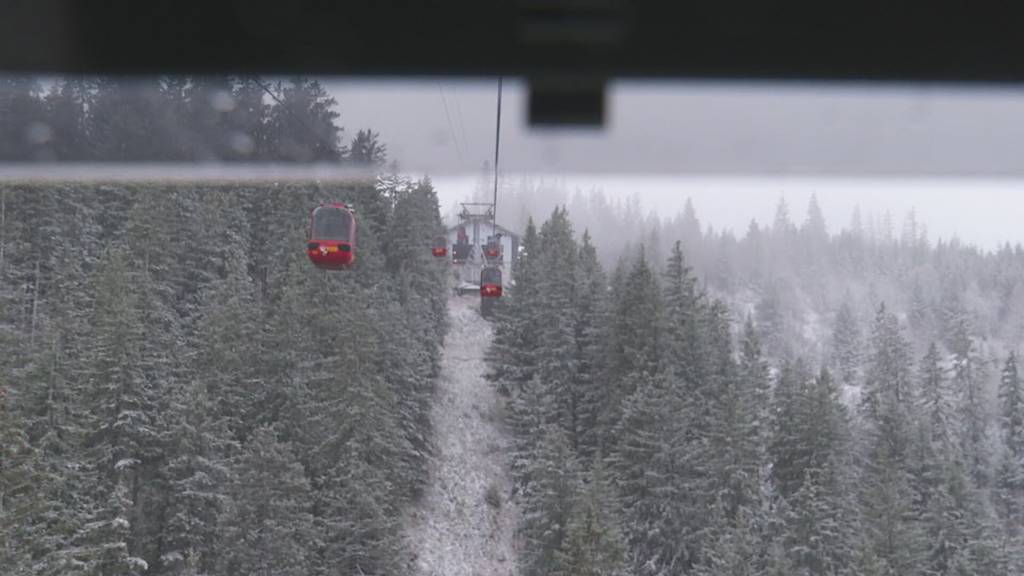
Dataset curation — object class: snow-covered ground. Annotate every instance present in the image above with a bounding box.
[403,295,520,576]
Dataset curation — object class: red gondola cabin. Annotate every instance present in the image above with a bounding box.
[480,266,502,298]
[484,234,502,261]
[432,234,448,258]
[306,203,357,270]
[452,225,472,263]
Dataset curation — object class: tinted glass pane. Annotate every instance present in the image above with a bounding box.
[313,207,351,241]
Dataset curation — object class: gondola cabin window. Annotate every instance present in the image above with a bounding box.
[314,206,352,240]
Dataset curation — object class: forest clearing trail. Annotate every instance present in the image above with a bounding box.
[404,295,519,576]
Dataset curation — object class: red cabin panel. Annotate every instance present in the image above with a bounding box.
[480,283,503,298]
[307,240,355,269]
[307,203,357,270]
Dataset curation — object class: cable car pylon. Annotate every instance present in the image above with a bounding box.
[480,78,503,317]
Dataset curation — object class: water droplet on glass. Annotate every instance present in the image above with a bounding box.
[210,90,236,112]
[25,122,53,144]
[230,132,254,155]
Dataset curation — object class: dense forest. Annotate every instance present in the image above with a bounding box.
[6,73,1024,576]
[488,201,1024,575]
[0,176,449,575]
[0,76,386,164]
[481,179,1024,357]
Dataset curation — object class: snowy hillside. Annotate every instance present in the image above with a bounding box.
[404,295,520,576]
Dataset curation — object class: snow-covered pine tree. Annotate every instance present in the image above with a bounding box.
[535,207,582,445]
[154,253,257,575]
[488,217,542,396]
[910,341,983,575]
[858,304,925,575]
[75,246,154,576]
[998,352,1024,514]
[692,498,764,576]
[947,313,993,488]
[263,78,345,163]
[519,425,579,576]
[661,241,703,391]
[177,187,254,314]
[783,465,851,575]
[573,230,609,462]
[607,370,686,576]
[830,297,862,389]
[769,358,814,501]
[908,275,933,340]
[0,186,100,573]
[755,279,795,360]
[597,246,662,455]
[778,369,860,575]
[551,457,627,576]
[217,426,315,576]
[155,378,230,576]
[491,218,546,489]
[381,177,450,494]
[996,352,1024,568]
[916,342,956,462]
[0,376,46,575]
[737,314,772,495]
[798,194,829,281]
[706,317,764,526]
[348,129,387,167]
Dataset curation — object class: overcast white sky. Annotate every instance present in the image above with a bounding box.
[325,79,1024,250]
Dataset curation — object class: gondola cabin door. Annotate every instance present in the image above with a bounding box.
[480,266,502,298]
[306,203,357,270]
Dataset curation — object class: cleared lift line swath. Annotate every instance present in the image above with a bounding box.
[402,295,520,576]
